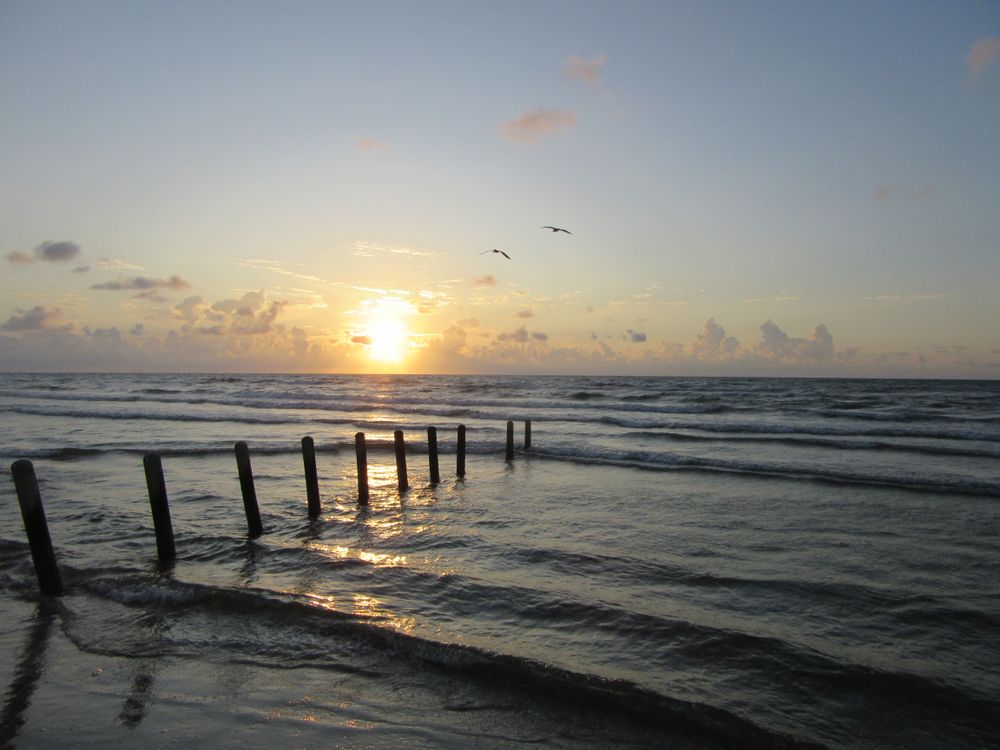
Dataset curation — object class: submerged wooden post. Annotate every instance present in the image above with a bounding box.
[10,460,63,596]
[506,420,514,462]
[427,426,440,484]
[457,424,466,478]
[142,454,176,562]
[234,441,263,538]
[301,436,321,518]
[394,430,409,492]
[525,420,532,451]
[355,432,369,506]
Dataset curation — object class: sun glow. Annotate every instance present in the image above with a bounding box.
[367,318,408,363]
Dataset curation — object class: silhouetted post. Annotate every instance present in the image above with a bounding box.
[427,426,440,484]
[142,454,176,562]
[524,420,532,451]
[506,420,514,462]
[394,430,409,492]
[10,460,63,596]
[234,442,263,538]
[355,432,369,506]
[301,436,321,518]
[457,424,466,478]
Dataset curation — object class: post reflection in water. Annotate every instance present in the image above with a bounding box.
[117,663,156,728]
[0,604,56,744]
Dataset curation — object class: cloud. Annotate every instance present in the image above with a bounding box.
[531,332,549,342]
[357,138,386,151]
[170,290,285,336]
[351,335,372,345]
[872,184,935,203]
[6,251,32,264]
[99,257,145,271]
[1,306,70,332]
[91,275,190,292]
[472,274,497,287]
[498,326,530,343]
[516,308,535,319]
[864,293,945,301]
[456,317,479,328]
[500,109,575,144]
[36,241,81,263]
[967,36,1000,76]
[73,265,91,273]
[626,329,647,343]
[6,241,82,264]
[755,320,833,362]
[691,318,740,359]
[562,53,606,86]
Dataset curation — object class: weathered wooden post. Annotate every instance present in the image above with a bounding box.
[10,460,63,596]
[427,426,440,484]
[355,432,369,506]
[234,441,263,538]
[142,454,176,562]
[301,436,321,518]
[525,420,532,451]
[506,420,514,462]
[457,424,466,478]
[394,429,409,492]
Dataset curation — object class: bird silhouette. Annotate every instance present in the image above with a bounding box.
[542,226,572,234]
[480,249,510,259]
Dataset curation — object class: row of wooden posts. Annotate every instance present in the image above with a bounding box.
[9,420,533,598]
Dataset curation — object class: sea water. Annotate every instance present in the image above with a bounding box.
[1,374,998,748]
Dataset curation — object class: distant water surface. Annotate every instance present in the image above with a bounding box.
[1,374,998,748]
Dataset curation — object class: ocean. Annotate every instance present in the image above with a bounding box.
[1,373,998,748]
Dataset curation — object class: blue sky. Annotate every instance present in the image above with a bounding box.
[1,1,998,375]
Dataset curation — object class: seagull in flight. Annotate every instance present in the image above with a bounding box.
[480,249,510,259]
[542,226,572,234]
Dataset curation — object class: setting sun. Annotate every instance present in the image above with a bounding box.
[367,318,408,363]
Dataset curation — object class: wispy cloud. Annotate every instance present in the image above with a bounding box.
[516,308,535,319]
[237,258,333,285]
[500,108,575,144]
[91,275,190,292]
[626,329,647,343]
[357,138,386,152]
[351,242,440,258]
[472,274,497,288]
[872,184,935,203]
[864,293,945,301]
[99,257,144,272]
[562,53,606,86]
[6,241,82,265]
[967,36,1000,76]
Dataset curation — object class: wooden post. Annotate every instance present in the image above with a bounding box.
[525,420,532,451]
[506,420,514,462]
[301,436,321,518]
[457,424,466,478]
[427,426,440,484]
[355,432,369,506]
[394,429,409,492]
[234,441,263,538]
[10,460,63,596]
[142,454,176,562]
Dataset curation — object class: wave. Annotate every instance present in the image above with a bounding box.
[620,430,1000,460]
[41,569,820,749]
[525,447,1000,497]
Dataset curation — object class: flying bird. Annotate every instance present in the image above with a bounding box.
[542,226,572,234]
[480,249,510,259]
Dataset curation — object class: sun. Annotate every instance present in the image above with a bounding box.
[367,318,408,363]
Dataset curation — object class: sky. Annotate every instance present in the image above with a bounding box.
[1,1,998,377]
